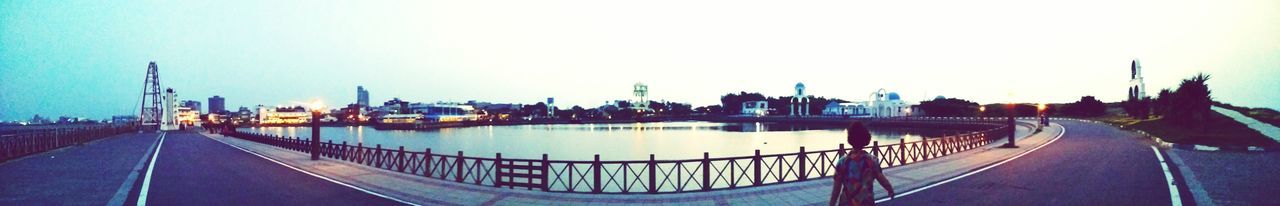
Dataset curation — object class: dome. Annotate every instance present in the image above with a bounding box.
[887,92,901,100]
[795,82,805,88]
[934,95,946,100]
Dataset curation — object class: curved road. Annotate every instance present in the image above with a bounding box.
[883,120,1188,206]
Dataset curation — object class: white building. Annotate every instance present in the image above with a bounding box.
[791,82,811,116]
[741,101,769,116]
[408,103,479,122]
[1129,59,1147,100]
[823,89,914,117]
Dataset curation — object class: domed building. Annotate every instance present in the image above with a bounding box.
[822,89,914,117]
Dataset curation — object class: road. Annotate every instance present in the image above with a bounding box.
[882,120,1189,206]
[128,131,403,205]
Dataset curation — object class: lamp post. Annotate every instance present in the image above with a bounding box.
[1000,102,1017,148]
[309,100,325,161]
[1037,103,1048,131]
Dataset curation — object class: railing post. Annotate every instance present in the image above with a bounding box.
[837,144,846,158]
[648,154,656,193]
[456,151,464,182]
[592,154,602,193]
[899,138,907,165]
[701,152,710,191]
[872,141,880,166]
[541,154,549,191]
[923,138,930,160]
[798,147,807,180]
[753,150,761,186]
[495,153,503,188]
[425,148,433,177]
[397,146,406,172]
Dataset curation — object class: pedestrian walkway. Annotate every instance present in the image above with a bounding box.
[0,132,159,205]
[1212,106,1280,142]
[201,121,1056,205]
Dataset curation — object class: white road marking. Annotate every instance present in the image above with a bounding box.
[107,133,164,206]
[203,134,420,206]
[1151,146,1184,206]
[136,132,166,206]
[875,123,1066,203]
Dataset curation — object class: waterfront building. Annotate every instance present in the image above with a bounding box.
[408,103,479,122]
[822,89,913,117]
[208,96,226,114]
[791,82,811,116]
[1129,59,1147,100]
[379,114,423,124]
[741,101,768,116]
[257,106,311,124]
[176,106,199,126]
[112,115,138,124]
[181,100,202,114]
[357,86,370,107]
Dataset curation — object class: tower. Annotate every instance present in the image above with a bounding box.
[791,82,809,116]
[160,88,180,131]
[546,97,556,117]
[1129,59,1146,100]
[632,82,649,110]
[139,62,163,132]
[357,86,370,107]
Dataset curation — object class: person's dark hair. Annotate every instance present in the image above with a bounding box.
[847,122,872,148]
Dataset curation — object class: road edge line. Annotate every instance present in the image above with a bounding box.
[875,122,1066,203]
[136,132,166,206]
[1151,146,1185,206]
[1165,150,1216,206]
[202,133,420,206]
[106,133,163,206]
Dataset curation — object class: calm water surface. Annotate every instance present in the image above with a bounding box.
[242,121,971,160]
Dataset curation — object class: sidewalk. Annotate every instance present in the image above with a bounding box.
[0,132,160,205]
[201,121,1058,205]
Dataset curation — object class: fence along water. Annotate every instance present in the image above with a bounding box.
[0,124,138,162]
[223,117,1011,194]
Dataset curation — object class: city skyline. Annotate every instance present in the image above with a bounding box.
[3,0,1279,121]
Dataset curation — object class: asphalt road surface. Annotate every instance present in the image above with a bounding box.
[882,120,1188,206]
[129,131,403,205]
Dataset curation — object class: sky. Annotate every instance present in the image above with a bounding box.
[2,0,1278,121]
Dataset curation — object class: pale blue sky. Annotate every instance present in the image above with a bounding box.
[2,0,1278,121]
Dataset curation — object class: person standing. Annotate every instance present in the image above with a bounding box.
[830,122,894,206]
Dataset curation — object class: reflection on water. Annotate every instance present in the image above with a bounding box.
[243,121,971,160]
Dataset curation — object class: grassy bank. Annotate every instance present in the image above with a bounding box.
[1098,113,1276,148]
[1214,102,1280,128]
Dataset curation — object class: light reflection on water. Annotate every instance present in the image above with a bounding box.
[242,121,970,160]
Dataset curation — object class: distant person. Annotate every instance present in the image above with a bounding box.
[830,122,894,206]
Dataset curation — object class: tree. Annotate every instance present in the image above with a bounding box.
[1167,73,1212,128]
[918,98,979,117]
[1060,96,1106,117]
[720,92,766,115]
[1121,98,1151,119]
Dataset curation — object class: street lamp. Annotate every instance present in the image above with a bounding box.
[1036,103,1047,132]
[978,106,986,119]
[309,100,325,161]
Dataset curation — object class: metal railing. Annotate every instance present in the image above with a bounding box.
[223,118,1010,194]
[0,124,138,162]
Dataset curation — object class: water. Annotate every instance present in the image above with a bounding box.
[241,121,971,161]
